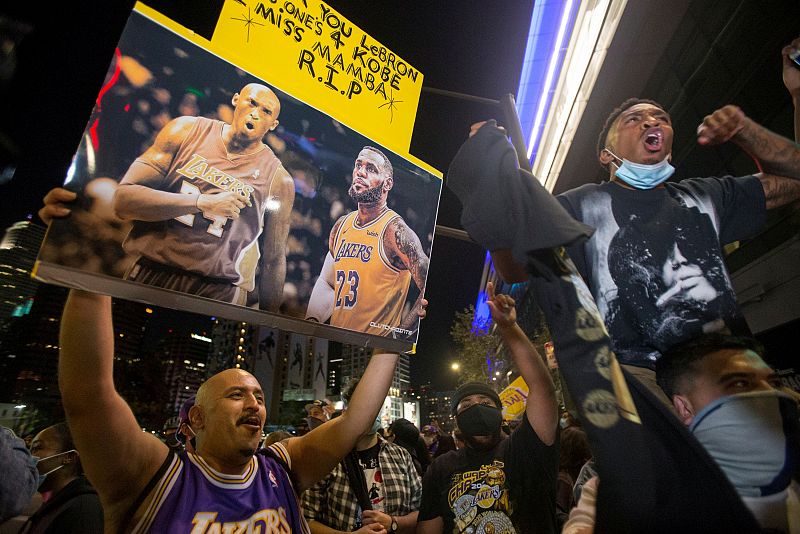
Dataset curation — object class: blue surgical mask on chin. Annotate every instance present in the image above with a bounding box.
[605,148,674,189]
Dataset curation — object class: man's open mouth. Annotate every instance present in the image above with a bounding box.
[643,129,663,152]
[238,415,261,429]
[245,121,255,130]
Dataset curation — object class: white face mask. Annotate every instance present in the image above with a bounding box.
[33,449,77,488]
[371,416,382,435]
[690,391,799,498]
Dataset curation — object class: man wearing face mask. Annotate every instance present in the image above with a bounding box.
[421,425,455,460]
[20,422,103,533]
[655,334,800,532]
[305,399,332,431]
[417,283,559,534]
[302,380,422,534]
[479,100,800,401]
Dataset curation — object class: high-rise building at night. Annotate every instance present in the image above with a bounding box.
[339,344,411,427]
[326,342,342,397]
[0,220,45,320]
[112,299,156,364]
[209,318,258,375]
[0,283,68,427]
[208,321,334,423]
[157,326,213,415]
[421,387,457,431]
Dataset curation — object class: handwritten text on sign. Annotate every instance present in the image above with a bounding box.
[206,0,423,154]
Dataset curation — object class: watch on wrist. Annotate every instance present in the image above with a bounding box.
[390,517,398,532]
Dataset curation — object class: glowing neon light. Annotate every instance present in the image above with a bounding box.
[527,0,575,159]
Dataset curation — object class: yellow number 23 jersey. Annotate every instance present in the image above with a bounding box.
[330,209,412,337]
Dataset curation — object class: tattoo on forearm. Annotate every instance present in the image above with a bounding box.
[395,223,429,284]
[394,221,429,331]
[761,175,800,209]
[394,223,417,267]
[738,121,800,178]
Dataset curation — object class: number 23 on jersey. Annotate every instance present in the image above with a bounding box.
[335,270,359,308]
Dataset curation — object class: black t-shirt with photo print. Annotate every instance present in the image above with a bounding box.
[557,176,765,369]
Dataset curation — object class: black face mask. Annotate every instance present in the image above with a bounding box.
[456,403,503,437]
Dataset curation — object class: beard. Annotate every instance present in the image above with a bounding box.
[349,183,384,203]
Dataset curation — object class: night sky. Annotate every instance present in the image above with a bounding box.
[0,1,534,390]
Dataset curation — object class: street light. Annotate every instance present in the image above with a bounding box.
[450,362,460,371]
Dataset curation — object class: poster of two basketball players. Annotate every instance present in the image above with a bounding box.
[36,8,440,346]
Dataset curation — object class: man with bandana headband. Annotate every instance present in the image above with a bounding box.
[417,282,559,534]
[21,422,104,533]
[306,146,429,339]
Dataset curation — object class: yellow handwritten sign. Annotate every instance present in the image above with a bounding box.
[499,376,529,421]
[137,0,423,158]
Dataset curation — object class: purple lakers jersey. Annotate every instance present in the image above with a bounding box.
[122,117,286,289]
[131,443,309,533]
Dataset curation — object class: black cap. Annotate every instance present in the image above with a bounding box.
[451,382,502,415]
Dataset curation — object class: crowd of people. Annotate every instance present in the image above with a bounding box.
[1,28,800,534]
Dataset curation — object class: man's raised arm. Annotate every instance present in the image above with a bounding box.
[487,282,558,445]
[305,252,335,322]
[283,349,399,491]
[59,291,167,511]
[258,168,295,311]
[782,37,800,142]
[387,218,429,331]
[113,116,248,222]
[306,218,345,322]
[697,105,800,209]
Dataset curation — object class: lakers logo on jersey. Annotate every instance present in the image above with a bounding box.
[189,508,291,533]
[334,240,373,262]
[177,153,255,201]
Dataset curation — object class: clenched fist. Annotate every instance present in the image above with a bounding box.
[197,190,250,219]
[696,105,747,146]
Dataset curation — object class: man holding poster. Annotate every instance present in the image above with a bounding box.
[306,146,429,338]
[112,83,295,311]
